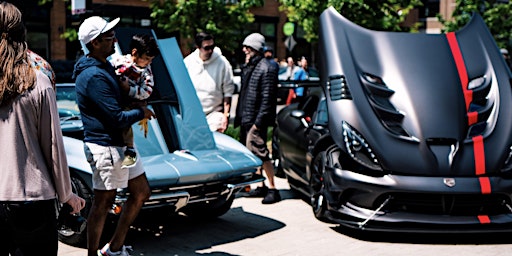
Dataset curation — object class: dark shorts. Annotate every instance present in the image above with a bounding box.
[0,199,57,256]
[240,124,270,161]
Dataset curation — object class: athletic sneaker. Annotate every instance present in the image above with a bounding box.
[121,155,137,169]
[97,243,133,256]
[121,147,137,169]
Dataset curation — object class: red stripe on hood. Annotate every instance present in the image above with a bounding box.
[446,32,472,111]
[467,111,478,126]
[447,33,490,197]
[473,136,486,175]
[479,177,491,194]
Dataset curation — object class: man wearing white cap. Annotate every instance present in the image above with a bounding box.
[235,33,281,204]
[72,16,155,256]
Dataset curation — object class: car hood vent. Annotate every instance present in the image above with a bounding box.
[360,72,408,137]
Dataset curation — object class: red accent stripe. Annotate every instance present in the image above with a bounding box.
[479,177,491,194]
[447,32,472,111]
[473,136,486,175]
[478,215,491,224]
[467,111,478,125]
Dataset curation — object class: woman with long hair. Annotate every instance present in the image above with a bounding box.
[0,2,85,255]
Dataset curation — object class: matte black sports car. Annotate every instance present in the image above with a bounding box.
[272,7,512,232]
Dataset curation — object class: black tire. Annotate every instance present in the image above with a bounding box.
[183,194,235,219]
[309,151,331,223]
[57,173,92,247]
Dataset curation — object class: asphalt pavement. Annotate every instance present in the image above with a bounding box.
[59,96,512,255]
[59,175,512,256]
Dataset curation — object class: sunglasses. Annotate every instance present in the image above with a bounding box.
[202,45,215,51]
[101,35,116,41]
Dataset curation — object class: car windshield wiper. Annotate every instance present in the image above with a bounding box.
[60,115,81,122]
[147,99,179,107]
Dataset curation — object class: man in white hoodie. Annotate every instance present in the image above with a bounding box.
[184,32,235,132]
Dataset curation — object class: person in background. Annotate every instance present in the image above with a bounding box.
[110,34,159,168]
[235,32,281,204]
[184,32,235,133]
[284,56,299,80]
[264,46,279,70]
[284,56,300,105]
[0,2,85,255]
[292,56,309,102]
[28,49,56,89]
[73,16,154,256]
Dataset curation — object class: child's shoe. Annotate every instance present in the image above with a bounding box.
[121,147,137,169]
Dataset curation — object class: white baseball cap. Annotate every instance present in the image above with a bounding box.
[78,16,120,45]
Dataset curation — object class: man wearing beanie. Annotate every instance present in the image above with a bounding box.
[73,16,154,256]
[234,33,281,204]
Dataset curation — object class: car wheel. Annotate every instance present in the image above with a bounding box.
[57,173,92,247]
[309,151,331,223]
[183,194,235,219]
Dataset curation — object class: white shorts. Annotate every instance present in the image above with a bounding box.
[84,142,145,190]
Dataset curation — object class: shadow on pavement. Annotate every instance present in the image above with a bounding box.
[124,206,285,255]
[332,225,512,245]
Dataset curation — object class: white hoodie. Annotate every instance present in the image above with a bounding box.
[184,47,235,115]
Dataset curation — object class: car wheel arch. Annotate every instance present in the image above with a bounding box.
[307,134,336,180]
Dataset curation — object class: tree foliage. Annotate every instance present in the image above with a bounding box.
[150,0,264,55]
[278,0,423,42]
[438,0,512,49]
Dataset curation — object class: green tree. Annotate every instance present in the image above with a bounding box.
[278,0,423,42]
[438,0,512,49]
[150,0,264,55]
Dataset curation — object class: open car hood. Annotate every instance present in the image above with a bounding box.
[319,7,512,176]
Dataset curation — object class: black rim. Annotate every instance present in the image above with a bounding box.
[310,152,325,214]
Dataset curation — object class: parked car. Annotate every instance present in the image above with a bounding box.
[276,66,320,105]
[56,28,263,246]
[272,7,512,232]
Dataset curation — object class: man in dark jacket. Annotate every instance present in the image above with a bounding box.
[235,33,280,204]
[73,16,154,256]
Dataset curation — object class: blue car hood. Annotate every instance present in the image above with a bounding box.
[64,135,261,188]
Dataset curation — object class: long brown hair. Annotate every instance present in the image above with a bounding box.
[0,1,35,105]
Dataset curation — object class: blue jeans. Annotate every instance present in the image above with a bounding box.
[0,199,57,256]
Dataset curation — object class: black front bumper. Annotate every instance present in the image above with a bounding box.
[323,167,512,233]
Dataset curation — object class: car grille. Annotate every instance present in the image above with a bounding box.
[115,173,262,210]
[375,193,512,216]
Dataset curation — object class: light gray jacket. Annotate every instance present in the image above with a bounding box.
[0,70,73,203]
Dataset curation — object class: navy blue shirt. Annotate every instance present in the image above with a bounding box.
[73,55,144,146]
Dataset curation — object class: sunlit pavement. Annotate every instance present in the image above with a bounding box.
[59,175,512,255]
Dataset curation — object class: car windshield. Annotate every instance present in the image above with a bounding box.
[55,84,81,119]
[55,84,167,157]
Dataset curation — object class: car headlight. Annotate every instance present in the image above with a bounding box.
[342,121,382,171]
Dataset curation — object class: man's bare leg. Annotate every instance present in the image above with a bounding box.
[108,173,150,252]
[262,160,276,189]
[87,190,117,256]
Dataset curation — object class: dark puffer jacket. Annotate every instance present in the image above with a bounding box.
[235,55,278,128]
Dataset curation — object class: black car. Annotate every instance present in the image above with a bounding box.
[272,7,512,232]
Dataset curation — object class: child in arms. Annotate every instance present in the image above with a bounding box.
[110,34,159,168]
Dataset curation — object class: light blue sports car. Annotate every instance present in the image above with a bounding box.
[55,28,263,246]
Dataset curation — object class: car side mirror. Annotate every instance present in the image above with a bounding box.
[290,110,309,127]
